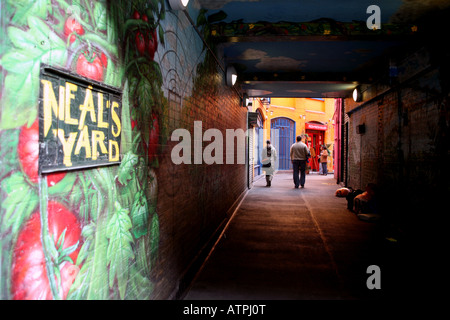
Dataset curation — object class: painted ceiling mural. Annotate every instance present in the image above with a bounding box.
[198,0,449,23]
[198,0,403,23]
[196,0,449,98]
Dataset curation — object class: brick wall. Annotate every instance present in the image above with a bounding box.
[347,99,379,189]
[156,86,247,299]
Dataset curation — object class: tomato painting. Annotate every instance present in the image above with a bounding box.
[147,29,158,61]
[132,10,140,20]
[136,32,146,55]
[11,201,82,300]
[63,17,85,43]
[18,120,66,187]
[76,51,106,82]
[132,11,158,60]
[100,52,108,69]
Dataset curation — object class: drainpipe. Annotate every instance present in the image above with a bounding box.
[397,88,404,190]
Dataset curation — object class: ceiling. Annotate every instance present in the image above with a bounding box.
[196,0,448,98]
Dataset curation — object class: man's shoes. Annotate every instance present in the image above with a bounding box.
[301,185,304,188]
[294,185,299,188]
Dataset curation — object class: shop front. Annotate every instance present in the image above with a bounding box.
[305,121,327,172]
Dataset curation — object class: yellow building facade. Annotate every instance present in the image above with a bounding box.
[249,97,335,180]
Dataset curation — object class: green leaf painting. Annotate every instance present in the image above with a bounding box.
[130,190,149,238]
[106,201,135,299]
[1,173,38,234]
[1,17,66,129]
[118,152,139,185]
[7,0,52,25]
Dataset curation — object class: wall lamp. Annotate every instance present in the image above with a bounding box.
[352,86,362,102]
[168,0,189,10]
[242,93,252,107]
[226,65,237,87]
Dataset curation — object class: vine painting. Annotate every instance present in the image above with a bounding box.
[0,0,168,299]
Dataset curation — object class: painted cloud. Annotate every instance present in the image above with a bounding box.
[238,49,306,72]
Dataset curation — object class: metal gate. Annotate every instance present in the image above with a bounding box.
[271,117,295,170]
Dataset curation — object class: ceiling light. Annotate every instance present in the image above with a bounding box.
[168,0,189,10]
[226,66,237,87]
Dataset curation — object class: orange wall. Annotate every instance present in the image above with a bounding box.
[252,98,335,172]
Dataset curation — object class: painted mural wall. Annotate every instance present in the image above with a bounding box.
[0,0,247,300]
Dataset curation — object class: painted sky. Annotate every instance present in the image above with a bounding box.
[223,40,402,73]
[198,0,404,23]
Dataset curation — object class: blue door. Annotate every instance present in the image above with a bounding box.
[255,111,264,176]
[271,118,296,170]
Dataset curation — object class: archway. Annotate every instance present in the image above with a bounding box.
[271,117,296,170]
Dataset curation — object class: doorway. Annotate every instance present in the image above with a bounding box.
[306,129,325,172]
[271,117,295,170]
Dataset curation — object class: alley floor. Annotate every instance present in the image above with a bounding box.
[183,171,405,300]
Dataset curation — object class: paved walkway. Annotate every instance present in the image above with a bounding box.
[183,171,398,300]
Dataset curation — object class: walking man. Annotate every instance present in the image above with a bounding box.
[290,135,310,188]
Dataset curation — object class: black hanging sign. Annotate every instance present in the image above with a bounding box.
[38,65,122,173]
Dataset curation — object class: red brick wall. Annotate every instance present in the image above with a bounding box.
[155,88,248,299]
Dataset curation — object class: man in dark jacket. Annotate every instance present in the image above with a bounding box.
[290,135,310,188]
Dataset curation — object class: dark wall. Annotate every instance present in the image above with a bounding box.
[344,44,449,236]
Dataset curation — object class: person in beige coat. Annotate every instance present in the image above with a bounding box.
[261,140,277,187]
